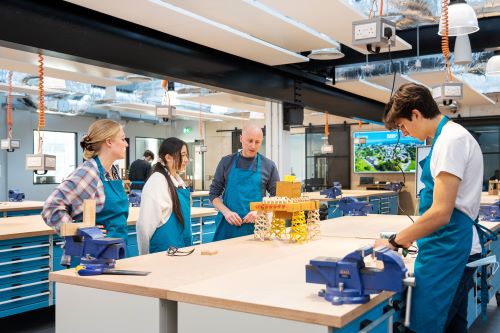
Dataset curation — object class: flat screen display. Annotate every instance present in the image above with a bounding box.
[353,131,425,173]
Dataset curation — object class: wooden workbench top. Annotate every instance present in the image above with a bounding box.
[50,236,389,328]
[321,214,500,239]
[0,207,217,241]
[191,191,209,197]
[303,190,396,201]
[49,214,498,328]
[481,192,500,205]
[0,201,44,212]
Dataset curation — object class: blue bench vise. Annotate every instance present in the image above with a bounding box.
[8,189,25,202]
[320,182,342,199]
[306,246,407,305]
[479,202,500,222]
[64,227,125,269]
[338,197,371,216]
[128,190,142,207]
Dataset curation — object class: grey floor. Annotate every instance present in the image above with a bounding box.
[0,301,498,333]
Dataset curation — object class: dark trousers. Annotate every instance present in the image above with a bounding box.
[444,253,482,333]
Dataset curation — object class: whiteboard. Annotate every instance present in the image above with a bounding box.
[416,146,431,198]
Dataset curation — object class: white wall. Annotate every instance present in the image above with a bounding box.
[3,109,200,201]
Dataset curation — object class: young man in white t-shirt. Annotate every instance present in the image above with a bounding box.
[374,83,483,333]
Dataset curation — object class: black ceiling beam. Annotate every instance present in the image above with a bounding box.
[0,0,385,122]
[293,16,500,72]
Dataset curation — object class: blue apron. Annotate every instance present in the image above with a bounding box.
[412,117,474,332]
[95,157,129,245]
[149,186,192,253]
[213,153,262,241]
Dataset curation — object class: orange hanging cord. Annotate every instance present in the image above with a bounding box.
[380,0,383,16]
[441,0,452,82]
[37,50,45,153]
[7,71,13,139]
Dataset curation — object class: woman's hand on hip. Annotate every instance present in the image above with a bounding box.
[97,225,107,236]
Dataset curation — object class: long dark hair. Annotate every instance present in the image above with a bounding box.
[153,138,189,226]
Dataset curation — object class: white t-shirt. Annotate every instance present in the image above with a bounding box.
[136,171,187,255]
[431,121,483,254]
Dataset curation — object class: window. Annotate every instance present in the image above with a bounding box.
[33,130,77,184]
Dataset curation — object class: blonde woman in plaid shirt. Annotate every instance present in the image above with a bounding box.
[42,119,129,264]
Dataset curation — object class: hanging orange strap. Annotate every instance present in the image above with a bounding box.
[37,50,45,153]
[380,0,383,16]
[441,0,452,82]
[7,71,13,139]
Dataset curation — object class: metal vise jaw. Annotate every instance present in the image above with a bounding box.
[8,189,25,202]
[64,227,125,269]
[306,246,407,305]
[338,197,371,216]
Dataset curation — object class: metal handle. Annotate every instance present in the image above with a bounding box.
[0,279,49,292]
[193,241,201,245]
[403,277,416,328]
[203,221,216,225]
[0,243,50,253]
[191,223,201,227]
[359,309,395,333]
[0,255,50,267]
[55,242,64,246]
[192,232,201,236]
[127,232,137,236]
[0,267,50,279]
[0,291,50,306]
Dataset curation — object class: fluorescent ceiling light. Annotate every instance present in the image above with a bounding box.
[210,105,228,114]
[454,35,472,65]
[438,2,479,36]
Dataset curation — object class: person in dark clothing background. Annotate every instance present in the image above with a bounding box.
[129,150,154,190]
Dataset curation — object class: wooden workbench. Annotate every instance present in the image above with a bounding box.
[481,192,500,205]
[50,214,499,333]
[0,201,44,217]
[303,190,395,201]
[0,206,217,241]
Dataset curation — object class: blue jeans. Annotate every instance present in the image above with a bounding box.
[444,253,481,333]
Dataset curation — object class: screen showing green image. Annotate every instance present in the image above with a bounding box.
[353,131,425,173]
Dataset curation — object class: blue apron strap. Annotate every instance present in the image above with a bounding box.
[473,217,498,322]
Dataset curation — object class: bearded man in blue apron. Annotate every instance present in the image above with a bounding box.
[375,83,484,333]
[210,124,280,241]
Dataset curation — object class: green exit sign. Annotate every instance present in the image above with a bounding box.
[183,127,191,134]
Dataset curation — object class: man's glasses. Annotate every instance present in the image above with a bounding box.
[167,246,195,256]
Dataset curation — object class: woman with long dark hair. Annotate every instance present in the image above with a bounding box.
[136,138,192,254]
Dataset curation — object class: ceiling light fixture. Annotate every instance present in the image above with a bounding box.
[454,35,472,65]
[486,50,500,76]
[438,0,479,36]
[308,47,344,60]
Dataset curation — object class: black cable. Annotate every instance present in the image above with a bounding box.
[388,43,397,97]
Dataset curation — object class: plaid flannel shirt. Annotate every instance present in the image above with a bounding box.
[42,158,120,232]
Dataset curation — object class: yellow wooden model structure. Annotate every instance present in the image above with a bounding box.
[250,177,320,243]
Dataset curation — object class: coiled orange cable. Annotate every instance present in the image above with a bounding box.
[37,50,45,153]
[380,0,383,16]
[7,71,13,139]
[441,0,452,82]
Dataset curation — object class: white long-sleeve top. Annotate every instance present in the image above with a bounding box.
[136,171,187,255]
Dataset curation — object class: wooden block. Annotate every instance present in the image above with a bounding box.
[276,181,301,198]
[201,250,218,256]
[59,223,82,237]
[83,199,96,226]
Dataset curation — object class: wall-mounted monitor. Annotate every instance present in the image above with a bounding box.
[416,146,431,198]
[353,131,425,173]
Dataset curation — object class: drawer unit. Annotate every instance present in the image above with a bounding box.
[191,197,202,207]
[201,197,213,208]
[0,236,50,318]
[369,197,381,214]
[193,233,201,245]
[127,225,138,258]
[327,202,342,219]
[202,217,216,244]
